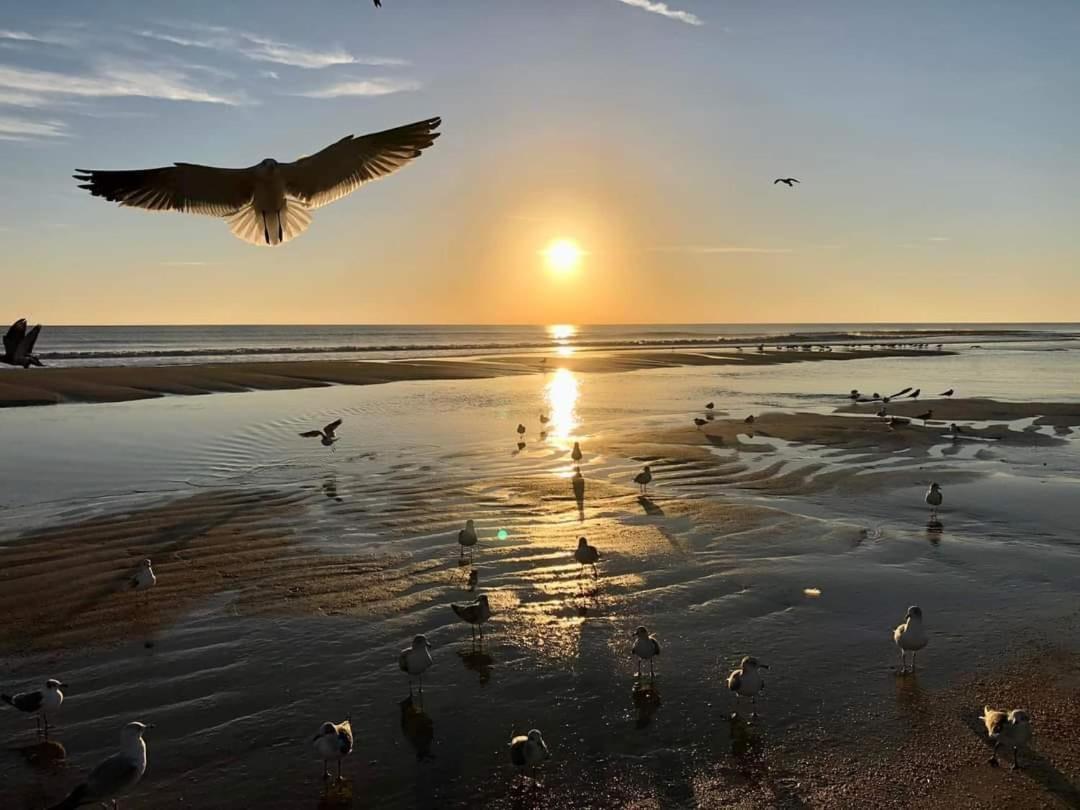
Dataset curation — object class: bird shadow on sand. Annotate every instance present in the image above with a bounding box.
[960,709,1080,805]
[10,739,66,771]
[637,496,664,516]
[399,695,434,761]
[317,777,354,809]
[458,648,494,685]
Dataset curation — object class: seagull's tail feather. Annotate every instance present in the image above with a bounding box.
[226,199,311,247]
[47,783,87,810]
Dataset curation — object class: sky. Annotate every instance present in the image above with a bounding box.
[1,0,1078,325]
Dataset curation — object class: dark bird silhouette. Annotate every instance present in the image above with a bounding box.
[299,418,342,448]
[516,423,526,439]
[940,389,954,397]
[744,415,755,424]
[574,536,600,578]
[571,441,583,462]
[633,465,652,495]
[705,401,714,410]
[916,409,933,423]
[694,418,707,428]
[773,178,799,186]
[451,594,492,644]
[374,0,382,6]
[74,118,441,246]
[2,318,44,367]
[907,388,921,399]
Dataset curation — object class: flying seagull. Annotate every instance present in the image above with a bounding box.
[300,418,343,448]
[49,722,151,810]
[2,318,43,367]
[74,117,441,246]
[774,178,799,186]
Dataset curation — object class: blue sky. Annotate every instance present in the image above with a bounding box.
[1,0,1078,324]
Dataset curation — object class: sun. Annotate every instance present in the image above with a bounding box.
[542,238,584,275]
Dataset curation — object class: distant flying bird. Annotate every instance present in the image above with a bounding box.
[773,178,799,186]
[940,389,954,397]
[300,418,343,448]
[2,679,65,736]
[631,626,661,678]
[74,117,441,246]
[633,465,653,495]
[893,605,927,673]
[982,707,1032,769]
[49,722,151,810]
[2,318,43,367]
[312,717,353,780]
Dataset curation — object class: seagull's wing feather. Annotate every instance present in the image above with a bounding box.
[299,430,323,438]
[324,418,343,436]
[75,164,256,216]
[4,319,26,357]
[14,324,41,363]
[83,753,142,801]
[280,117,441,210]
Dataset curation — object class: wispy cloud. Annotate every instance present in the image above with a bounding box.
[651,245,793,254]
[138,25,407,70]
[0,30,42,42]
[0,114,67,141]
[927,236,951,242]
[295,77,421,99]
[0,62,250,105]
[160,260,209,266]
[615,0,703,26]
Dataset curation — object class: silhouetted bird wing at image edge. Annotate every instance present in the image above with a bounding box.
[74,117,441,246]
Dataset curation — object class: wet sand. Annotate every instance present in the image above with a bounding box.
[3,365,1080,808]
[0,347,946,408]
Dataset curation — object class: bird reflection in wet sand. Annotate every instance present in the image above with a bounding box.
[399,696,434,761]
[16,739,66,770]
[926,518,944,542]
[457,648,494,685]
[572,467,585,515]
[322,475,343,502]
[512,440,526,455]
[725,712,758,756]
[632,682,662,729]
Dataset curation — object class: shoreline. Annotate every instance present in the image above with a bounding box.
[0,347,948,408]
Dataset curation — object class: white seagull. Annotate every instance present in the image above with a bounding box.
[573,536,600,578]
[130,558,156,592]
[74,118,441,246]
[631,626,661,679]
[727,656,768,718]
[510,729,550,783]
[399,635,433,696]
[982,706,1032,769]
[300,418,343,449]
[48,721,152,810]
[925,483,943,519]
[893,605,928,673]
[457,519,478,561]
[633,465,653,495]
[2,679,65,737]
[313,717,353,780]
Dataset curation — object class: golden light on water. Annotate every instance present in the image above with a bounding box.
[544,367,579,440]
[541,239,584,276]
[548,324,577,341]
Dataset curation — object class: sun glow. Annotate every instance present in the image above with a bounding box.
[544,367,579,440]
[542,238,584,275]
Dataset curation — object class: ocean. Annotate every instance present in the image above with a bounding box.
[27,322,1080,366]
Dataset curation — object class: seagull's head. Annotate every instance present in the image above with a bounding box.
[315,721,336,741]
[464,519,475,530]
[413,634,431,649]
[740,655,767,670]
[634,626,650,639]
[577,536,588,548]
[476,594,490,606]
[45,679,65,690]
[929,483,941,492]
[257,158,279,169]
[906,605,923,620]
[123,721,152,740]
[141,558,152,568]
[526,729,548,753]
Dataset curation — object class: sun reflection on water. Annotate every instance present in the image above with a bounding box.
[544,368,579,440]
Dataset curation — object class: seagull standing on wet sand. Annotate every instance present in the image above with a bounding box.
[2,679,65,737]
[48,721,151,810]
[516,423,526,441]
[399,635,433,697]
[982,707,1032,769]
[925,483,943,519]
[705,401,715,411]
[727,656,768,718]
[744,415,755,425]
[539,413,550,426]
[457,519,478,561]
[940,388,954,397]
[510,729,550,783]
[774,178,799,186]
[631,626,661,679]
[694,418,707,428]
[571,441,583,462]
[893,605,927,673]
[74,118,441,246]
[451,594,492,644]
[633,465,653,495]
[131,558,156,592]
[574,536,600,578]
[2,318,44,367]
[908,388,921,399]
[313,717,353,780]
[300,418,343,449]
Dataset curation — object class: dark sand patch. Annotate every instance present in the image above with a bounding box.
[0,348,950,408]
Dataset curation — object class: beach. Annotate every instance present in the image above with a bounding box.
[2,334,1080,808]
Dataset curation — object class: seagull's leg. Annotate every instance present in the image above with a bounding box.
[989,741,1000,766]
[911,651,917,672]
[898,648,906,673]
[419,673,424,695]
[35,716,41,737]
[43,712,49,739]
[408,676,414,697]
[338,757,343,780]
[650,658,655,680]
[323,760,329,779]
[1013,746,1022,770]
[751,695,758,719]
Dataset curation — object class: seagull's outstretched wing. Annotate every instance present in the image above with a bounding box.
[299,430,323,438]
[14,323,41,364]
[773,179,783,184]
[280,117,441,210]
[74,164,256,216]
[4,318,26,357]
[323,418,343,436]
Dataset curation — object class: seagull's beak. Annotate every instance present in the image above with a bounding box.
[426,641,432,648]
[59,683,69,688]
[758,664,770,670]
